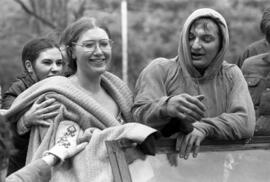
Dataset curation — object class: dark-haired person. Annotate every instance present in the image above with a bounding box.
[0,115,87,182]
[132,8,255,159]
[236,7,270,67]
[2,37,64,174]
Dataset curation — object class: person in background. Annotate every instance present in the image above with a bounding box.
[241,43,270,136]
[132,8,255,159]
[236,7,270,67]
[2,38,64,174]
[0,114,87,182]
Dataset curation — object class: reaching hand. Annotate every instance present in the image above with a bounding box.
[46,121,88,163]
[77,127,96,144]
[23,95,60,127]
[176,128,206,160]
[166,94,206,123]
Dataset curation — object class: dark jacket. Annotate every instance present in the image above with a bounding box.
[236,38,270,68]
[242,53,270,136]
[2,73,35,175]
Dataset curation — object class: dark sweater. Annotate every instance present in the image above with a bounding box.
[2,73,35,175]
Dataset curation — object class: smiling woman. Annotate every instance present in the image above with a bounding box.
[60,17,121,117]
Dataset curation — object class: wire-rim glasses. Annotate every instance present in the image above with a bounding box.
[72,39,113,52]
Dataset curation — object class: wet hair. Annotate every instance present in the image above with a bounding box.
[59,17,111,75]
[190,17,223,51]
[21,38,61,71]
[0,115,14,170]
[260,7,270,43]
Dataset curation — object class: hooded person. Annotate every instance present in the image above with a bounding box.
[132,8,256,159]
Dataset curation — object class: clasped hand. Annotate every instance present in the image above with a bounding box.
[166,94,206,123]
[23,95,61,128]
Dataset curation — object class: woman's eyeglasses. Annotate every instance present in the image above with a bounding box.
[72,39,113,52]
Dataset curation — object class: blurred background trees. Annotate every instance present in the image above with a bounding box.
[1,0,270,91]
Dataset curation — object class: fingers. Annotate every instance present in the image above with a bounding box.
[176,133,184,152]
[35,95,46,104]
[77,131,93,144]
[184,96,206,115]
[193,139,201,158]
[168,94,206,122]
[177,129,205,160]
[186,95,206,112]
[38,104,61,115]
[74,142,88,154]
[67,142,88,159]
[175,105,202,122]
[179,135,189,159]
[39,111,59,120]
[34,120,51,127]
[184,136,195,160]
[38,98,56,108]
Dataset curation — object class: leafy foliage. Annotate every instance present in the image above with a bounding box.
[1,0,270,91]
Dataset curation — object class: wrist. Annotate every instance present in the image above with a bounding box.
[161,96,173,118]
[42,153,60,166]
[22,114,31,128]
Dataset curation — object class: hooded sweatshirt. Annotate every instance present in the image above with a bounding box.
[132,8,255,140]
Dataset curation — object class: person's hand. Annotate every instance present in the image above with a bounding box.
[77,127,96,144]
[23,95,60,127]
[42,142,88,166]
[43,121,88,166]
[166,94,206,123]
[176,128,206,160]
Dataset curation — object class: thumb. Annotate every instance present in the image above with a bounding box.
[35,94,46,104]
[195,95,205,101]
[69,142,88,157]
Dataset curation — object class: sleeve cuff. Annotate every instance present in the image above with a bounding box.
[159,96,173,119]
[17,116,30,135]
[193,121,213,137]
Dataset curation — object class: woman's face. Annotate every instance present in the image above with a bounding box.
[30,47,63,81]
[73,27,112,77]
[189,20,220,72]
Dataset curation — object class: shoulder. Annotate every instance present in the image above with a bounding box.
[4,79,29,96]
[248,39,267,48]
[221,61,245,81]
[242,53,270,71]
[141,57,178,76]
[38,76,70,86]
[102,72,132,94]
[102,72,127,86]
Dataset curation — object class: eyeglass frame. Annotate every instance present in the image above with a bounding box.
[72,39,113,52]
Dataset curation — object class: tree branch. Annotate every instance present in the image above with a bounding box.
[13,0,56,29]
[73,0,87,20]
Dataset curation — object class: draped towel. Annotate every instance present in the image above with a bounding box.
[1,73,156,182]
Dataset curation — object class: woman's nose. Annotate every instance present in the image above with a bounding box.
[93,44,103,55]
[51,63,62,73]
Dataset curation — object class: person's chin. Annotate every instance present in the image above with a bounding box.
[92,65,107,74]
[192,59,203,67]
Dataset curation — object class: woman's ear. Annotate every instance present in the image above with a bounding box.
[69,46,76,59]
[25,60,34,73]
